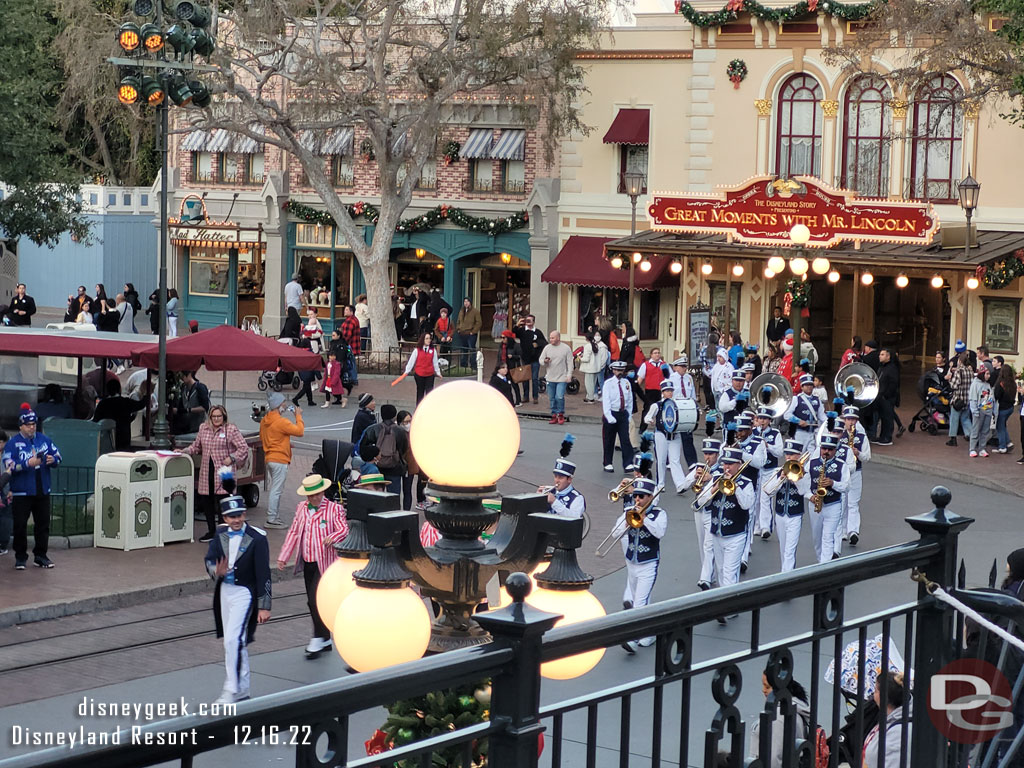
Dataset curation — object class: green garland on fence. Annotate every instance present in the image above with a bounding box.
[786,277,810,308]
[980,250,1024,290]
[674,0,875,27]
[283,200,529,235]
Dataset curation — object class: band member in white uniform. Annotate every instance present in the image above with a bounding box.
[838,405,870,547]
[734,413,767,570]
[704,447,755,599]
[644,379,687,493]
[681,438,722,590]
[784,373,826,452]
[763,439,811,572]
[718,371,751,431]
[669,355,699,468]
[812,409,850,557]
[806,434,850,564]
[541,455,586,519]
[619,478,668,653]
[752,406,784,540]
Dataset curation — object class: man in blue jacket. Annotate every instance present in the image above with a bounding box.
[4,404,62,570]
[204,493,272,705]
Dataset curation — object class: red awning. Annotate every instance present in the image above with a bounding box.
[132,325,324,371]
[541,236,676,290]
[602,109,650,145]
[0,329,150,359]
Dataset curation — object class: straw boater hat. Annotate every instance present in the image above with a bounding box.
[357,472,389,487]
[297,474,331,496]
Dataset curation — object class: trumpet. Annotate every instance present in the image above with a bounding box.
[596,485,663,557]
[762,451,810,496]
[691,462,712,495]
[608,477,638,503]
[537,485,555,495]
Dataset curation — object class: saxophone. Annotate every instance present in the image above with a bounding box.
[811,458,828,513]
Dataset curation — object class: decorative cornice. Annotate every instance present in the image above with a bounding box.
[820,99,839,118]
[576,50,694,60]
[755,98,773,116]
[965,101,981,119]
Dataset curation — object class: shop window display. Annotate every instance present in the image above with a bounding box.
[190,251,230,296]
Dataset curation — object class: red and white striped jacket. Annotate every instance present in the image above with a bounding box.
[278,497,349,575]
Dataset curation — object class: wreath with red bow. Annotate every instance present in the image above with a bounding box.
[726,59,748,89]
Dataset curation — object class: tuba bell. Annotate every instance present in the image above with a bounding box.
[748,372,793,419]
[834,362,879,408]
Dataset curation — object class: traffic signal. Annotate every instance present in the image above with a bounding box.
[118,22,141,52]
[118,74,142,104]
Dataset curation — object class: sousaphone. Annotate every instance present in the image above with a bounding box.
[834,362,879,408]
[748,372,793,419]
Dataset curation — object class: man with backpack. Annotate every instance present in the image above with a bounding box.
[359,404,408,495]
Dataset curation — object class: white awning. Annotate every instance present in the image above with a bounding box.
[206,129,233,153]
[322,127,354,156]
[232,125,265,154]
[297,130,321,154]
[182,130,209,151]
[391,131,408,157]
[461,128,494,159]
[490,129,525,161]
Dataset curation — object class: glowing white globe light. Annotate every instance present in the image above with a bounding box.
[316,556,368,630]
[610,256,623,269]
[828,271,841,283]
[632,252,643,263]
[670,261,683,274]
[811,257,831,275]
[701,262,713,275]
[789,223,811,245]
[764,268,776,279]
[790,257,809,276]
[527,587,606,680]
[967,276,980,290]
[767,255,786,273]
[861,272,874,286]
[732,263,744,277]
[334,586,432,672]
[639,259,652,273]
[931,275,944,289]
[495,563,549,609]
[411,381,519,488]
[895,274,909,288]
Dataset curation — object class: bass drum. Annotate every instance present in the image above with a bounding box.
[672,398,699,433]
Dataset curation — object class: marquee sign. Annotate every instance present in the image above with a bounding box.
[646,176,939,248]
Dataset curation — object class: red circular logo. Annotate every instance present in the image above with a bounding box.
[927,658,1014,744]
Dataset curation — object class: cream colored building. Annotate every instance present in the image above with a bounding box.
[534,6,1024,371]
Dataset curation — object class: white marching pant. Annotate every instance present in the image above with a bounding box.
[809,502,843,564]
[743,484,759,563]
[758,481,776,534]
[696,510,716,584]
[845,470,863,536]
[219,583,252,696]
[712,533,746,588]
[775,512,804,572]
[624,559,659,645]
[654,432,687,492]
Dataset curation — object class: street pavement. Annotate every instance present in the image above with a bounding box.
[0,409,1019,767]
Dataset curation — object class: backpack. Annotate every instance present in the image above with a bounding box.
[797,711,829,768]
[376,424,402,470]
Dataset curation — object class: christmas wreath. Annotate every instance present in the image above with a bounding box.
[360,138,375,162]
[785,277,810,307]
[979,250,1024,290]
[726,59,748,89]
[442,140,461,166]
[283,200,529,235]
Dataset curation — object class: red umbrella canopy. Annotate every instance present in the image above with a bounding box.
[132,325,324,371]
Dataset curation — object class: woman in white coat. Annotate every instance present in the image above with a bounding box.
[579,331,609,402]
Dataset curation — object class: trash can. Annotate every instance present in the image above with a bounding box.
[146,450,195,545]
[94,452,161,550]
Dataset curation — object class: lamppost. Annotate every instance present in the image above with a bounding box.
[624,170,646,323]
[958,168,981,346]
[787,224,812,376]
[111,0,216,448]
[319,381,605,678]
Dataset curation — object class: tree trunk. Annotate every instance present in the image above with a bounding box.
[362,239,399,356]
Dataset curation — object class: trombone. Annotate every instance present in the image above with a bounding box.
[762,451,810,496]
[608,477,638,503]
[692,458,751,512]
[595,485,664,557]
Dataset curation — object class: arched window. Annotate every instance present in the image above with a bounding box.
[910,75,964,201]
[775,74,823,178]
[842,75,893,197]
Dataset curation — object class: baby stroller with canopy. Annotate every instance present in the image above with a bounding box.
[908,369,951,435]
[312,438,355,503]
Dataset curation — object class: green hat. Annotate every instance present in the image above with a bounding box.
[358,472,388,487]
[297,474,331,496]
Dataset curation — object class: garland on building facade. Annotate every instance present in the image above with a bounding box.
[283,200,529,235]
[979,250,1024,290]
[675,0,874,26]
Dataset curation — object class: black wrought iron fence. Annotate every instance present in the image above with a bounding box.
[4,487,1021,768]
[357,344,482,378]
[48,465,95,537]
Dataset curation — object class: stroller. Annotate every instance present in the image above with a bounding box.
[908,369,951,435]
[256,368,300,392]
[312,438,355,504]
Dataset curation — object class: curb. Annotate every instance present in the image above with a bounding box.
[867,452,1024,498]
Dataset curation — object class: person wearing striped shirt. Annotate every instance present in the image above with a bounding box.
[277,474,349,657]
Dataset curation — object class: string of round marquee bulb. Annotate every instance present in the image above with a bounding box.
[639,259,652,273]
[701,262,713,275]
[767,255,786,273]
[967,276,980,290]
[861,272,874,286]
[790,257,809,276]
[828,271,841,283]
[670,260,683,274]
[732,263,745,277]
[811,257,831,275]
[931,275,945,289]
[896,274,909,288]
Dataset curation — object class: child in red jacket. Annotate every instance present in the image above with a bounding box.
[320,351,345,408]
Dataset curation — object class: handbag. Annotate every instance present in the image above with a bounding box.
[510,365,532,383]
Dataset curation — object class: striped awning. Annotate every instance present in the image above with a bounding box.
[232,126,265,154]
[391,131,408,157]
[203,128,265,154]
[206,129,233,153]
[182,130,209,151]
[321,127,354,156]
[490,129,525,161]
[461,128,494,159]
[297,130,321,154]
